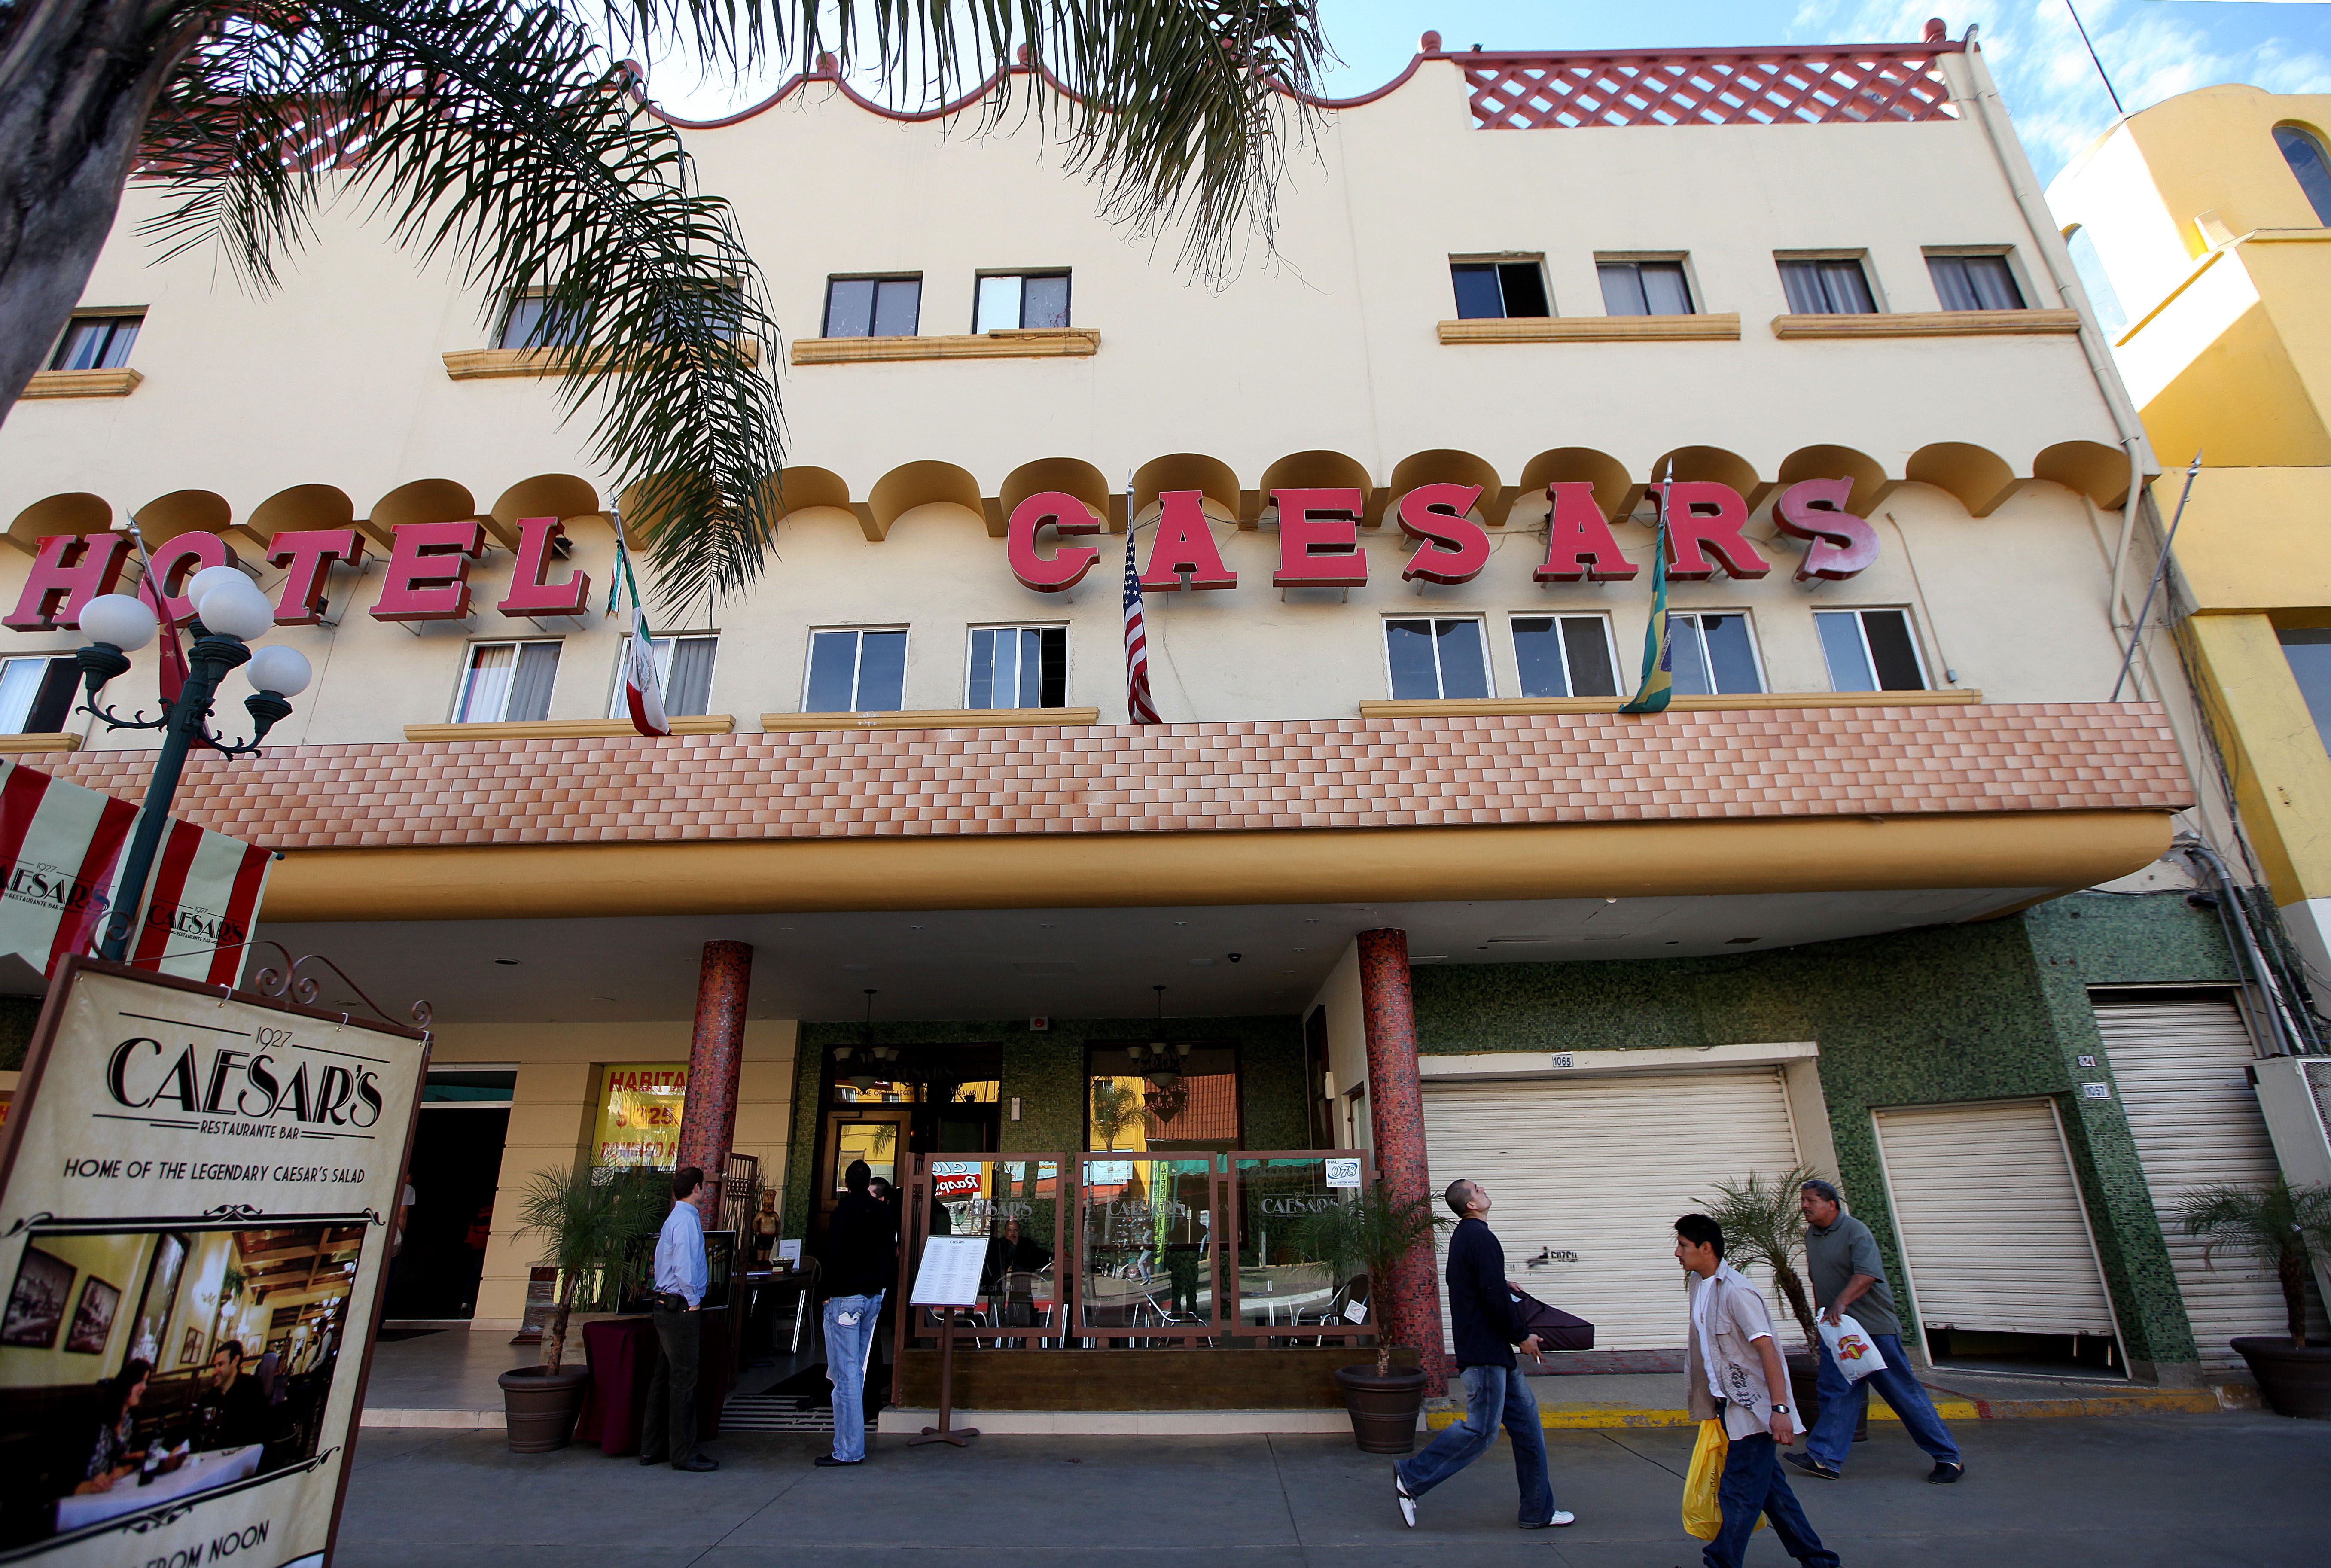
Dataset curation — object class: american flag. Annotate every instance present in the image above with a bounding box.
[1122,523,1162,725]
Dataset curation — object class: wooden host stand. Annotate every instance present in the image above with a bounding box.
[907,1236,988,1447]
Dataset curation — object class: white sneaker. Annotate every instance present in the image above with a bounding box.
[1520,1510,1577,1529]
[1393,1468,1417,1528]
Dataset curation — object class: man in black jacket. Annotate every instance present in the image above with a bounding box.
[1392,1180,1572,1531]
[816,1160,897,1468]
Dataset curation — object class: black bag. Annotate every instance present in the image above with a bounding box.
[1505,1283,1594,1352]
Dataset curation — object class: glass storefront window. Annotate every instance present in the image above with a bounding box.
[592,1063,687,1169]
[829,1120,902,1193]
[834,1078,923,1105]
[920,1157,1064,1340]
[1077,1155,1218,1336]
[1234,1157,1373,1334]
[1085,1045,1240,1153]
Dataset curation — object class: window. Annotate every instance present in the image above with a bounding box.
[1450,260,1550,320]
[2275,126,2331,226]
[804,628,907,712]
[966,625,1066,709]
[974,272,1070,332]
[1597,260,1694,316]
[1384,618,1492,700]
[48,313,142,371]
[1777,257,1877,315]
[0,655,80,734]
[607,634,717,720]
[1086,1044,1241,1152]
[2280,630,2331,755]
[823,275,921,338]
[1816,609,1928,692]
[2062,225,2127,339]
[1511,615,1619,698]
[454,640,561,722]
[497,295,578,350]
[1928,253,2024,311]
[1667,613,1766,697]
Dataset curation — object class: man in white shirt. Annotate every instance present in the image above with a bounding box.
[1676,1212,1837,1568]
[642,1166,716,1472]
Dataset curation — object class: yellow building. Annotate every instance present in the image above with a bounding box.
[2052,88,2331,995]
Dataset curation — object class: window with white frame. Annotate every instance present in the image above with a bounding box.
[1597,259,1694,316]
[974,272,1070,332]
[804,628,908,712]
[454,640,561,723]
[0,655,81,734]
[1667,613,1766,697]
[49,313,143,371]
[1449,259,1550,320]
[1384,618,1492,700]
[607,634,717,720]
[1815,609,1929,692]
[1511,615,1619,698]
[1927,252,2025,311]
[1776,256,1877,314]
[966,626,1066,709]
[823,275,921,338]
[498,295,579,350]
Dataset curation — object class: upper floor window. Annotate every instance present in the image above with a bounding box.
[2061,225,2128,339]
[49,312,143,371]
[967,625,1066,709]
[2274,125,2331,226]
[1450,259,1549,320]
[824,275,921,338]
[0,655,80,734]
[2280,629,2331,755]
[1597,259,1694,317]
[456,640,561,723]
[975,272,1070,332]
[805,627,907,712]
[497,295,576,350]
[1816,608,1927,692]
[608,634,717,720]
[1512,615,1618,698]
[1385,618,1491,700]
[1667,613,1765,697]
[1927,253,2024,311]
[1777,256,1877,315]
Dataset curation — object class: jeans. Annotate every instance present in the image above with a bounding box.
[1807,1332,1962,1470]
[641,1307,700,1466]
[1394,1364,1556,1526]
[824,1291,883,1462]
[1706,1433,1839,1568]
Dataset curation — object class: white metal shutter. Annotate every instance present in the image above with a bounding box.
[1874,1100,2116,1337]
[2093,999,2324,1360]
[1422,1068,1801,1352]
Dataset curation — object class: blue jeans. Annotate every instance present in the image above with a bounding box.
[823,1291,883,1461]
[1706,1433,1839,1568]
[1807,1331,1961,1470]
[1394,1364,1556,1526]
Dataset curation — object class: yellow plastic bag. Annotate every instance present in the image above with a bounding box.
[1681,1420,1767,1541]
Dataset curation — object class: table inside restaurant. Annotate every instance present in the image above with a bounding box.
[55,1445,262,1531]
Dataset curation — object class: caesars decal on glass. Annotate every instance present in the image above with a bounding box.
[0,959,426,1568]
[592,1064,688,1169]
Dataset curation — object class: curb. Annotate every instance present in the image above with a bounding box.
[1425,1388,2232,1432]
[360,1408,506,1430]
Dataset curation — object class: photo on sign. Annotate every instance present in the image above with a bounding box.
[0,1221,366,1550]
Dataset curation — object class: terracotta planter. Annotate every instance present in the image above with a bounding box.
[2231,1337,2331,1420]
[1336,1364,1428,1455]
[498,1364,591,1453]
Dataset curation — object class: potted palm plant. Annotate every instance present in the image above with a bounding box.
[1698,1167,1863,1437]
[1291,1181,1448,1454]
[498,1164,664,1452]
[2175,1177,2331,1419]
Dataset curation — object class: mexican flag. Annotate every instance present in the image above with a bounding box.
[613,533,668,738]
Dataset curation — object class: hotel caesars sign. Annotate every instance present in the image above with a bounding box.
[4,478,1876,631]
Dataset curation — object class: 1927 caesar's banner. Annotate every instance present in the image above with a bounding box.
[0,958,427,1568]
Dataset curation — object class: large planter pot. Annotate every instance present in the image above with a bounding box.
[2231,1337,2331,1420]
[1784,1349,1867,1442]
[498,1364,591,1453]
[1335,1364,1429,1455]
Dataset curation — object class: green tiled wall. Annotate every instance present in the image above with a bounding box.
[1410,891,2243,1370]
[781,1013,1308,1241]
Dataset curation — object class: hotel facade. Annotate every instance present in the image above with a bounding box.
[3,21,2316,1412]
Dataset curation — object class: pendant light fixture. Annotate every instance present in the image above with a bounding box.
[1143,984,1183,1091]
[848,988,881,1093]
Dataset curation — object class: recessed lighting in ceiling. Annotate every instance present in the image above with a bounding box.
[494,959,521,966]
[1173,920,1188,927]
[1487,936,1554,945]
[909,925,926,931]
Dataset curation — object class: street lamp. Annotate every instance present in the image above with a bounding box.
[74,571,312,961]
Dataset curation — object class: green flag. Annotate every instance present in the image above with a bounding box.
[1620,475,1674,714]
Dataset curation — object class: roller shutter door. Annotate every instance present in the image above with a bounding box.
[1874,1100,2117,1338]
[1422,1068,1801,1352]
[2093,999,2322,1362]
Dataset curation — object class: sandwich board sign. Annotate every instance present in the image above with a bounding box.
[0,957,428,1567]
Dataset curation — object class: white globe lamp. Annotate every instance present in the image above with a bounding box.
[182,566,251,616]
[244,644,313,698]
[79,594,158,652]
[196,577,277,641]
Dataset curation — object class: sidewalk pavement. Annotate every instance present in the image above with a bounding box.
[335,1413,2329,1568]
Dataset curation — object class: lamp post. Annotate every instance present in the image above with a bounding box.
[72,569,312,962]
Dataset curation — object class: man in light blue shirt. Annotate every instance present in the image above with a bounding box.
[641,1166,716,1471]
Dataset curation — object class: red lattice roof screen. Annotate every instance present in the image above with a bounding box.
[1465,46,1960,130]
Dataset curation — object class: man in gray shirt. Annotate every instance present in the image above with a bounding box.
[1786,1179,1964,1485]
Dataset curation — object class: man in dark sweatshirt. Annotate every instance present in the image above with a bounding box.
[1392,1180,1572,1531]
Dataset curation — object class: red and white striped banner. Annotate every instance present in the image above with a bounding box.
[0,758,271,988]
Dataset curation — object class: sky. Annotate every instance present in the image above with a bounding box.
[636,1,2331,190]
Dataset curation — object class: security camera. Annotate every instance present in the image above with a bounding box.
[1228,952,1243,963]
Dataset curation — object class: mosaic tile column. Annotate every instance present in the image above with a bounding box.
[676,940,753,1224]
[1358,927,1448,1395]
